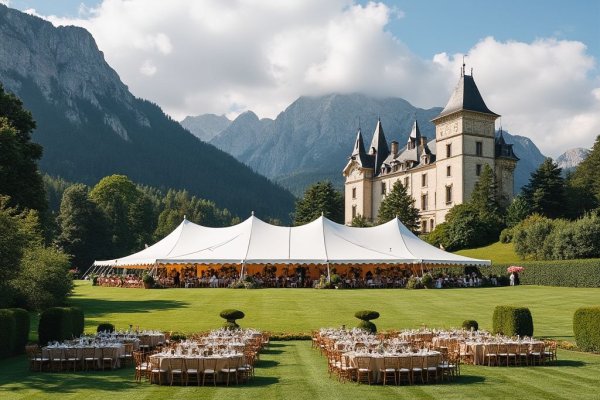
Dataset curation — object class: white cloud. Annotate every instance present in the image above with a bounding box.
[0,0,10,6]
[39,0,599,156]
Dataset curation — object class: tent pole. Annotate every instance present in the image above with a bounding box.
[327,263,331,282]
[420,263,424,277]
[240,263,246,281]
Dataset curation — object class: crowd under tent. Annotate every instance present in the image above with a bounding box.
[87,215,490,282]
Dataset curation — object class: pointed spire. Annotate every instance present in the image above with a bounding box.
[352,127,366,157]
[369,118,390,175]
[434,72,499,120]
[409,118,421,140]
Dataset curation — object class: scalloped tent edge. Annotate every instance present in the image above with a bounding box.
[92,215,490,269]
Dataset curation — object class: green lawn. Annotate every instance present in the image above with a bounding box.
[456,242,519,264]
[2,283,600,400]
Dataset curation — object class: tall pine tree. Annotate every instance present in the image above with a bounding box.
[377,180,420,232]
[294,181,344,225]
[522,158,566,219]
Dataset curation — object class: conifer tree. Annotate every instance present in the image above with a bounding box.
[522,158,566,219]
[294,181,344,225]
[376,180,420,232]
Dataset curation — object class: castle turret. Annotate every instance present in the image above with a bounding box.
[495,128,519,206]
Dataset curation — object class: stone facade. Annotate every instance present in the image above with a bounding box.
[342,71,519,230]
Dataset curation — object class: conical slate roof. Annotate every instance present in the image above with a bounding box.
[368,118,390,175]
[434,73,499,120]
[350,128,373,168]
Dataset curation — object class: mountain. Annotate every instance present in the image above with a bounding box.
[0,5,295,221]
[500,131,547,191]
[210,93,546,196]
[180,113,231,142]
[556,147,590,173]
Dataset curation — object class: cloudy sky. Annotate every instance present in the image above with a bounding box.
[4,0,600,157]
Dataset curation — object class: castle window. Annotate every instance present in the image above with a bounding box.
[404,177,409,188]
[421,173,427,187]
[446,165,451,177]
[352,205,357,219]
[430,219,435,231]
[446,185,452,204]
[381,182,386,195]
[421,193,428,211]
[476,141,483,156]
[352,187,356,199]
[421,220,428,233]
[446,143,452,158]
[476,164,482,176]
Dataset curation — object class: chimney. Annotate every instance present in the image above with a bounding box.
[390,141,398,157]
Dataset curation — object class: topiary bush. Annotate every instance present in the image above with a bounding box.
[70,307,84,338]
[170,332,187,342]
[462,320,479,331]
[97,323,115,333]
[0,310,16,358]
[220,309,245,330]
[573,306,600,352]
[355,310,380,333]
[38,307,68,345]
[492,306,533,337]
[406,277,423,289]
[8,308,30,355]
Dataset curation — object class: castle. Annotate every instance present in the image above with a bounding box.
[342,69,519,231]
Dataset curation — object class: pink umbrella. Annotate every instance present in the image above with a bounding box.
[507,266,525,273]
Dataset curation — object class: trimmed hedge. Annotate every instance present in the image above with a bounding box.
[220,309,245,330]
[492,306,533,337]
[0,310,16,358]
[573,307,600,352]
[8,308,30,355]
[70,307,84,337]
[491,259,600,288]
[462,320,479,331]
[38,307,83,345]
[97,323,115,333]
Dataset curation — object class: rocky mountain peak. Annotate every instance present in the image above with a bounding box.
[0,4,147,140]
[556,147,590,171]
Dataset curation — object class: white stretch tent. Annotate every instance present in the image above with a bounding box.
[93,215,490,267]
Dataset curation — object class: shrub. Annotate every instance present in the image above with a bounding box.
[492,306,533,337]
[355,310,380,333]
[220,309,245,330]
[421,273,434,289]
[406,276,423,289]
[499,227,514,243]
[38,307,72,345]
[462,320,479,331]
[170,332,187,342]
[142,273,155,288]
[8,308,30,354]
[97,323,115,333]
[70,307,84,338]
[573,306,600,352]
[0,310,16,358]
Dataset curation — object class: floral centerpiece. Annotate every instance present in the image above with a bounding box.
[507,266,525,273]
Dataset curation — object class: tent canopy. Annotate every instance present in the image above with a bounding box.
[94,216,490,267]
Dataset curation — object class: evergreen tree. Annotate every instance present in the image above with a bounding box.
[294,181,344,225]
[506,195,531,228]
[55,184,111,271]
[351,214,372,227]
[0,86,46,214]
[522,158,566,219]
[376,180,420,232]
[470,164,501,218]
[570,135,600,211]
